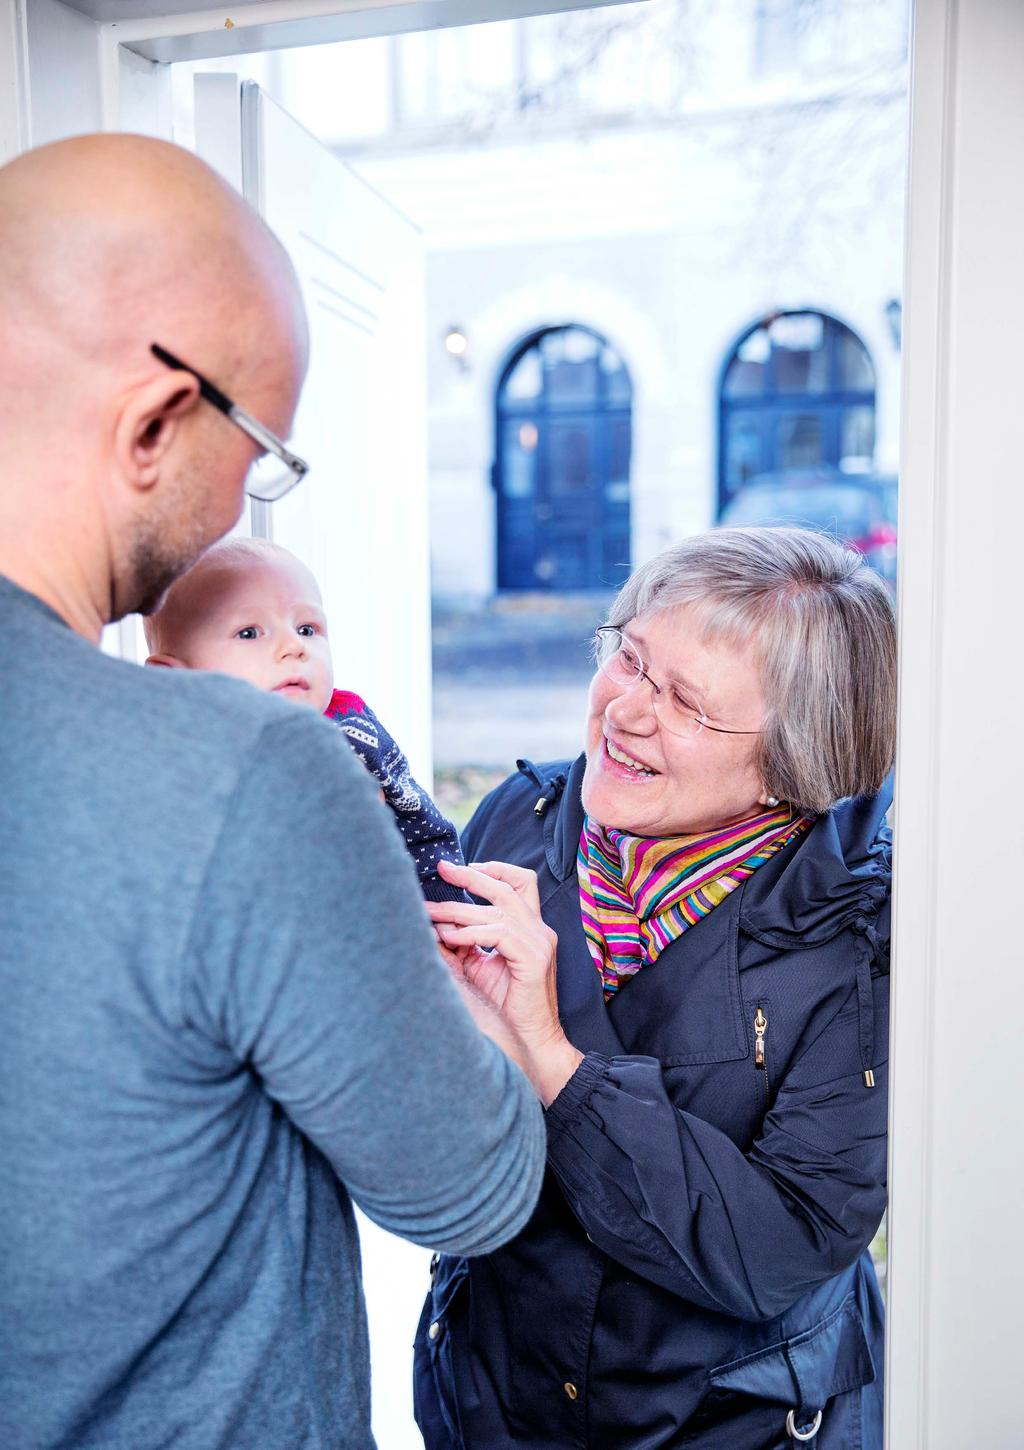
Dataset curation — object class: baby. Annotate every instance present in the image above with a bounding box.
[143,537,467,904]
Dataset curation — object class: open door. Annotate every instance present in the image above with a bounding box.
[196,75,431,780]
[196,75,433,1450]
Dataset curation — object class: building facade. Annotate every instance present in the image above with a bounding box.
[271,0,909,602]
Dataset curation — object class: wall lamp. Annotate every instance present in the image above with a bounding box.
[444,326,470,371]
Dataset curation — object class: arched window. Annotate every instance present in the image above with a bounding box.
[494,325,632,591]
[718,311,876,513]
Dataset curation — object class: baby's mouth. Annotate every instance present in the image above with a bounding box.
[275,677,310,692]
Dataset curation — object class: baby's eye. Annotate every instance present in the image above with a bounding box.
[235,626,260,641]
[297,624,319,638]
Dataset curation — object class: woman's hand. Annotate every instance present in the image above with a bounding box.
[428,859,583,1106]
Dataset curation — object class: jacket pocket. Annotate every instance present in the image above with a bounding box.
[705,1292,875,1446]
[413,1257,469,1450]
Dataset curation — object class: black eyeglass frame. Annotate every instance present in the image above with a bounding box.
[151,343,309,503]
[593,625,762,736]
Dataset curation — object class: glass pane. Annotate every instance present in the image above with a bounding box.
[600,345,632,404]
[607,415,631,488]
[837,329,875,391]
[725,412,763,492]
[501,418,538,499]
[542,328,600,403]
[503,348,543,403]
[723,327,770,398]
[771,313,828,393]
[840,406,875,472]
[547,420,594,495]
[776,413,823,468]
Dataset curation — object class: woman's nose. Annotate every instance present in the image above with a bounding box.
[604,676,658,734]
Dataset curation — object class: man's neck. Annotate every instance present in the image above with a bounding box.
[0,535,107,644]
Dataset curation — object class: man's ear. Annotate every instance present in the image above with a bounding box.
[115,371,202,491]
[145,653,187,670]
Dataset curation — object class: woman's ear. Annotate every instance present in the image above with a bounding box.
[115,371,202,493]
[145,653,186,670]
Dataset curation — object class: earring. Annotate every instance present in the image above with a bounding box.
[765,795,780,808]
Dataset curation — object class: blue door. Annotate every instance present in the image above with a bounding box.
[495,326,632,591]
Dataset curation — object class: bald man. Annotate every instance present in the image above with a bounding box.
[0,136,544,1450]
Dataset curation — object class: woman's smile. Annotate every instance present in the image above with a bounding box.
[603,736,659,778]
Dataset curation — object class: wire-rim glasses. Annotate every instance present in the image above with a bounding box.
[593,625,761,737]
[151,343,309,503]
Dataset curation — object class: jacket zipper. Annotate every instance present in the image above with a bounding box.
[753,1006,768,1104]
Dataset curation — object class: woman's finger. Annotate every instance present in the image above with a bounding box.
[425,899,503,927]
[436,923,506,948]
[437,921,554,978]
[436,940,467,974]
[467,860,541,914]
[437,858,540,916]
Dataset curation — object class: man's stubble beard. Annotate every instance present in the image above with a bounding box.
[120,452,240,621]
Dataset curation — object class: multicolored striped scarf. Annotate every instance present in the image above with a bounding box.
[578,806,814,999]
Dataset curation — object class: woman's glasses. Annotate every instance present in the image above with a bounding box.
[593,625,761,737]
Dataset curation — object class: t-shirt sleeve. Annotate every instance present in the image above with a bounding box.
[181,712,544,1255]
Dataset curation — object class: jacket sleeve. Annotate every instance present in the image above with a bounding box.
[183,713,544,1255]
[544,977,888,1321]
[330,696,467,904]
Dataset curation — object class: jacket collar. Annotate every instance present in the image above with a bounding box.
[517,755,892,949]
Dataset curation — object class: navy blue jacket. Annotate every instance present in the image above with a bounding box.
[415,754,890,1449]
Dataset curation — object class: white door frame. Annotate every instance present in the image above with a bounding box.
[5,0,1024,1444]
[886,1,1024,1446]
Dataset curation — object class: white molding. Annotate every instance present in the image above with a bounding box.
[885,0,953,1442]
[100,0,636,65]
[0,0,32,161]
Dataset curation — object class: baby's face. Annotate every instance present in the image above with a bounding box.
[175,553,334,715]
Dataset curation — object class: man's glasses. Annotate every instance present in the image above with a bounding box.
[594,625,761,738]
[151,344,309,503]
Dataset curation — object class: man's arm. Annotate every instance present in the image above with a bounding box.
[182,712,545,1254]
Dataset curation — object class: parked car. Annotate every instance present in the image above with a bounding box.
[718,467,898,587]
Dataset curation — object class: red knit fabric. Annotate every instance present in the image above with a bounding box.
[325,688,366,717]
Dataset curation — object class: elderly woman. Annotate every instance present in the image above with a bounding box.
[417,528,895,1450]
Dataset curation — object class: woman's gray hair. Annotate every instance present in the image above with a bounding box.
[606,527,897,814]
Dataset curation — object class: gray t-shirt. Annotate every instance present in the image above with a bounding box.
[0,574,544,1450]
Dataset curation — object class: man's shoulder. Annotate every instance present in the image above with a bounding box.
[95,652,301,744]
[62,649,356,808]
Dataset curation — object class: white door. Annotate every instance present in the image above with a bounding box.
[197,75,432,781]
[196,76,433,1450]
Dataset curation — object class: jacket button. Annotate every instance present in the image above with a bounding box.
[428,1321,441,1342]
[563,1382,578,1400]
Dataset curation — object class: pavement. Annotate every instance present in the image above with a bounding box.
[431,591,613,775]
